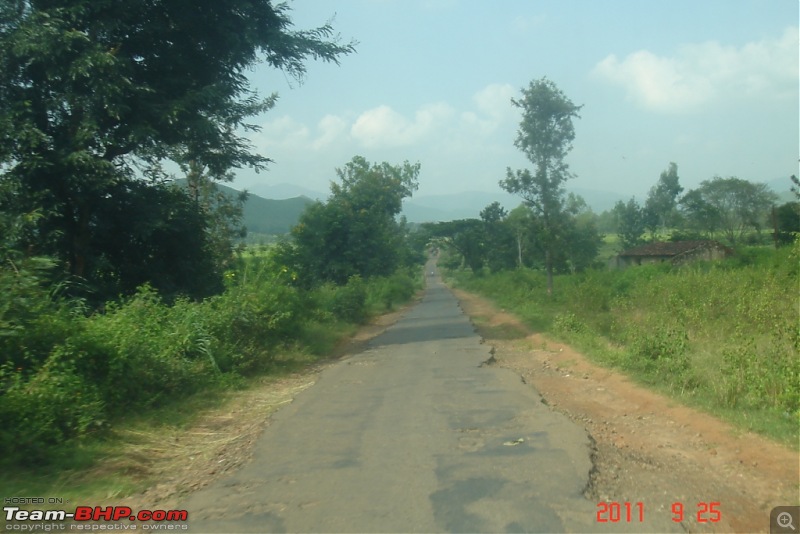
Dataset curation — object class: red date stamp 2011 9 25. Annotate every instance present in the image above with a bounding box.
[596,501,722,524]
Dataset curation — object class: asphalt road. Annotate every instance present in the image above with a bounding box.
[182,264,607,533]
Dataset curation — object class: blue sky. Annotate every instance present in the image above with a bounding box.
[232,0,799,202]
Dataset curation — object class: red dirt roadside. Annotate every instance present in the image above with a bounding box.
[452,287,799,533]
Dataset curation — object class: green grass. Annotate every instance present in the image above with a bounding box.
[448,242,800,447]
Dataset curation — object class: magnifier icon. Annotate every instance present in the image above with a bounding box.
[778,512,796,531]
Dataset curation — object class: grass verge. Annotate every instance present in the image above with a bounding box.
[446,244,799,448]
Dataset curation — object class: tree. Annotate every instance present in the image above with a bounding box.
[644,162,683,237]
[291,156,420,285]
[426,219,487,274]
[613,198,646,251]
[500,77,582,295]
[0,1,355,299]
[88,181,226,299]
[183,161,248,275]
[773,202,800,246]
[480,202,516,272]
[679,189,720,238]
[505,205,534,268]
[681,176,777,246]
[561,193,602,272]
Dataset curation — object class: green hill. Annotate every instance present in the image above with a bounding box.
[174,179,313,235]
[241,191,313,235]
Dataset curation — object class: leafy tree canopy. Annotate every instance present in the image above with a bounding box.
[0,0,354,175]
[614,197,646,251]
[680,176,776,246]
[290,156,420,285]
[644,162,683,234]
[0,0,355,300]
[500,77,583,294]
[423,219,487,274]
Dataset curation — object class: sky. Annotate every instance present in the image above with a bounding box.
[231,0,799,202]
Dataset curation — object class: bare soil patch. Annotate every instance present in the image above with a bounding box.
[453,287,799,533]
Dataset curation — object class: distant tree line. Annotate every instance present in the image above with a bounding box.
[612,170,797,249]
[428,77,798,293]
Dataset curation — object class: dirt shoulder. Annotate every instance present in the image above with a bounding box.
[452,287,799,534]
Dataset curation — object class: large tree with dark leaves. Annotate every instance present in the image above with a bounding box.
[0,0,354,299]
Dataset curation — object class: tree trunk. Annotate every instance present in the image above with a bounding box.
[545,248,553,296]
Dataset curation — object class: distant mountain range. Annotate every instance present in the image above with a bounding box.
[402,188,629,222]
[175,178,794,235]
[246,182,327,202]
[234,182,630,224]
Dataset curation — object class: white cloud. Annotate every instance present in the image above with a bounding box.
[244,82,520,190]
[350,106,412,148]
[251,115,310,153]
[592,27,799,113]
[473,83,515,119]
[350,103,454,148]
[465,83,516,135]
[449,83,517,147]
[312,114,348,150]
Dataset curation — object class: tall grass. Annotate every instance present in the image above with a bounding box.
[450,242,799,445]
[0,250,422,465]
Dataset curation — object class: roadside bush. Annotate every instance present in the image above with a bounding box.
[331,275,367,323]
[624,326,690,380]
[0,240,424,462]
[367,269,418,311]
[552,312,586,335]
[79,287,220,411]
[720,334,800,413]
[0,354,105,464]
[207,259,308,374]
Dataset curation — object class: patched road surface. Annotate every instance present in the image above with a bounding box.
[182,265,676,532]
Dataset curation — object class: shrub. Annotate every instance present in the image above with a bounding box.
[0,356,105,464]
[552,312,586,335]
[332,275,368,323]
[625,326,691,380]
[0,241,424,462]
[81,287,220,411]
[368,270,417,311]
